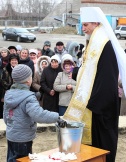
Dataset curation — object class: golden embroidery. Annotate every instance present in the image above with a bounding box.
[63,25,109,145]
[90,50,96,58]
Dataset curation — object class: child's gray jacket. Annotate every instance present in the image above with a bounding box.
[3,83,59,142]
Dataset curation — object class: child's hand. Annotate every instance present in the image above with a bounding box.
[57,117,67,128]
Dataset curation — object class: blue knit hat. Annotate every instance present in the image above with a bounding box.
[12,64,32,83]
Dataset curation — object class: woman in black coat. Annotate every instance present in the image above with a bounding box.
[0,54,19,118]
[40,55,62,112]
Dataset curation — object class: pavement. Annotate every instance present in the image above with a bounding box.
[0,116,126,138]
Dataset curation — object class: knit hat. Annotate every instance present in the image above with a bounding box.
[12,64,32,83]
[51,55,61,64]
[44,41,51,46]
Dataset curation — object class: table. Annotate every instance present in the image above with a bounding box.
[16,144,110,162]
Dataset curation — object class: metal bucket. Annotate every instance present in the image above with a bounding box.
[55,122,84,153]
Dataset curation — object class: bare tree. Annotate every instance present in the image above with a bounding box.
[0,0,6,10]
[0,0,59,21]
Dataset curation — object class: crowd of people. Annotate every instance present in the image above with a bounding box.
[0,41,84,119]
[0,40,84,162]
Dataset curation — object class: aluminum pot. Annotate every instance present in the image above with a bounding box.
[55,121,84,153]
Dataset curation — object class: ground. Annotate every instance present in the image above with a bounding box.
[0,33,126,50]
[0,132,126,162]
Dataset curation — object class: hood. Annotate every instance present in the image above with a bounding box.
[4,83,34,110]
[68,42,80,57]
[36,55,51,74]
[66,41,72,52]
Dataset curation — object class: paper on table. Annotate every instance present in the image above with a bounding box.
[29,152,77,161]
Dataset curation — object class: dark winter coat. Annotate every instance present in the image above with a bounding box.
[0,61,3,99]
[1,55,9,68]
[40,64,62,112]
[19,57,34,77]
[42,48,54,57]
[0,63,12,100]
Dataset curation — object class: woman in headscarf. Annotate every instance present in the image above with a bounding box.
[40,55,62,112]
[53,54,76,116]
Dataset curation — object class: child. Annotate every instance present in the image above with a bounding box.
[3,64,65,162]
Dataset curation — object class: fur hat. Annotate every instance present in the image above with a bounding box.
[61,54,75,65]
[37,55,51,74]
[50,55,61,64]
[61,54,75,72]
[12,64,32,83]
[40,60,48,67]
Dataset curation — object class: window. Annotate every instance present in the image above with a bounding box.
[121,27,126,31]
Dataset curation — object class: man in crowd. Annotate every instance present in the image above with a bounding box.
[42,41,54,57]
[8,46,17,54]
[54,41,67,60]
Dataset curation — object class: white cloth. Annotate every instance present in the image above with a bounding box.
[80,7,126,97]
[29,152,77,162]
